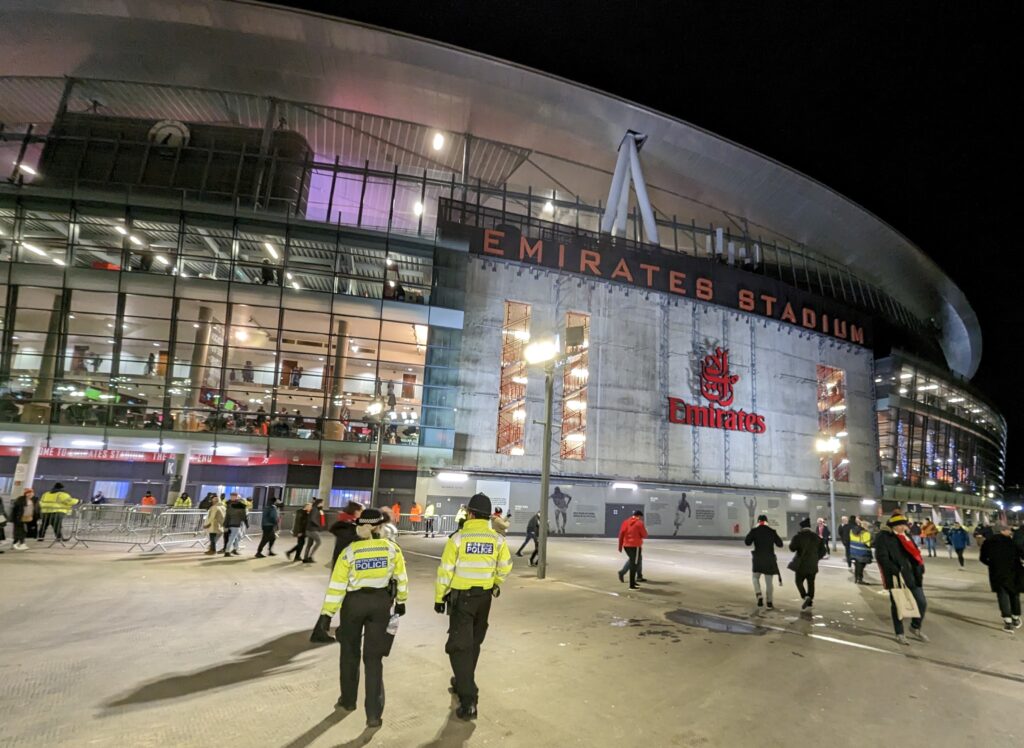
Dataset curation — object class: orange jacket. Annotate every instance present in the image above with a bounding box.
[391,503,401,520]
[410,504,422,523]
[141,496,157,506]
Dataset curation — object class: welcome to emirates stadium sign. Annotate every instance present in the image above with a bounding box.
[668,347,767,434]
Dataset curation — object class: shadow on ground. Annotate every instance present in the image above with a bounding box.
[104,630,328,708]
[418,712,477,748]
[281,709,353,748]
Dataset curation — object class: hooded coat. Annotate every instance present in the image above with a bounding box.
[788,528,826,575]
[979,533,1024,593]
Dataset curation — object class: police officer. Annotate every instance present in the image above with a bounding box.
[435,492,513,720]
[311,508,408,728]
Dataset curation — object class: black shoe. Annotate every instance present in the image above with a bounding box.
[629,584,640,589]
[456,704,478,721]
[285,549,293,559]
[267,551,276,556]
[515,552,523,557]
[222,552,230,557]
[766,602,774,609]
[231,550,240,556]
[366,717,383,728]
[617,570,625,583]
[636,576,648,582]
[302,558,314,564]
[756,596,764,608]
[801,597,813,610]
[255,553,265,558]
[336,699,356,711]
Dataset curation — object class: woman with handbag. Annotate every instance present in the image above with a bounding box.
[874,512,928,645]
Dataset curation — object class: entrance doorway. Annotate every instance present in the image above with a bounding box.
[786,511,810,539]
[605,503,645,538]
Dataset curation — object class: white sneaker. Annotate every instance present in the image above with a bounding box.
[895,634,910,646]
[911,628,929,642]
[14,543,27,551]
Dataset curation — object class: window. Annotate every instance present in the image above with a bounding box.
[560,312,589,460]
[817,364,849,482]
[496,301,530,455]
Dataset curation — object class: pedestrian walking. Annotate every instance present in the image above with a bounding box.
[379,507,399,543]
[979,523,1024,632]
[875,512,929,645]
[617,509,648,589]
[222,495,249,556]
[310,508,408,728]
[202,496,225,555]
[949,523,970,568]
[38,483,79,541]
[849,518,874,584]
[815,517,832,558]
[302,497,325,564]
[423,501,437,537]
[10,488,39,550]
[744,514,783,608]
[490,507,510,536]
[516,512,541,566]
[287,502,312,562]
[789,518,826,610]
[838,515,854,569]
[330,501,363,566]
[921,518,939,558]
[256,498,281,557]
[434,493,512,721]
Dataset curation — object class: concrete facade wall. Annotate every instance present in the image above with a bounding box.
[449,257,877,498]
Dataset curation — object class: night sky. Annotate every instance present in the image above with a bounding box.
[287,1,1022,482]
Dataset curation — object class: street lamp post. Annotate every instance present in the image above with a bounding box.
[816,436,840,552]
[525,338,560,580]
[367,396,386,506]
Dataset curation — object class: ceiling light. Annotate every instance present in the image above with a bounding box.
[140,442,174,452]
[128,235,143,246]
[235,329,249,342]
[571,367,589,378]
[835,431,848,437]
[286,272,294,280]
[947,397,964,403]
[155,255,169,266]
[925,479,936,486]
[21,242,46,256]
[566,399,587,411]
[860,498,876,506]
[512,408,526,422]
[52,258,66,266]
[898,387,908,395]
[828,404,846,412]
[955,486,963,492]
[899,372,913,380]
[612,482,638,490]
[873,377,882,383]
[989,484,996,491]
[510,447,525,456]
[511,376,528,385]
[918,384,938,391]
[291,282,300,290]
[213,445,241,455]
[413,201,424,216]
[386,258,394,267]
[542,201,554,214]
[432,132,445,151]
[17,163,37,176]
[790,493,807,501]
[152,342,160,347]
[263,242,278,259]
[437,471,468,483]
[115,226,128,236]
[1,436,26,445]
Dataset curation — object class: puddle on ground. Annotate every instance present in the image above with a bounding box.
[665,609,768,635]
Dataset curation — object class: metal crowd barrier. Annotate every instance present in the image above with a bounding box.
[71,505,162,552]
[395,513,457,536]
[149,510,208,552]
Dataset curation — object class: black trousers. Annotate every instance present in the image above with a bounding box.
[842,539,851,567]
[337,588,391,719]
[14,521,29,544]
[424,518,435,536]
[853,560,869,583]
[289,535,306,559]
[623,547,642,586]
[795,572,816,600]
[445,587,493,707]
[996,586,1022,618]
[516,532,537,556]
[39,513,64,540]
[955,548,965,567]
[256,528,276,554]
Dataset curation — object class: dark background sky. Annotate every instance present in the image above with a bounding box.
[286,1,1021,482]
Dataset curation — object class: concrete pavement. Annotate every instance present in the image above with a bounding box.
[1,534,1022,747]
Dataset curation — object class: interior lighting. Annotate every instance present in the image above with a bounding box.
[815,437,841,454]
[955,486,964,492]
[1011,505,1023,513]
[873,377,882,383]
[925,479,936,486]
[898,387,908,395]
[1,436,26,445]
[510,447,525,456]
[918,384,938,391]
[52,257,66,266]
[413,201,424,216]
[790,493,807,501]
[213,445,241,455]
[432,132,445,151]
[512,408,526,421]
[263,242,278,259]
[291,282,301,290]
[612,482,638,490]
[366,402,383,416]
[386,258,394,267]
[828,404,846,412]
[566,399,587,411]
[511,376,528,385]
[989,484,996,491]
[286,272,294,280]
[140,442,174,452]
[948,397,964,403]
[437,471,468,483]
[235,329,249,342]
[571,367,589,378]
[128,235,143,246]
[71,439,104,448]
[115,226,128,236]
[21,242,46,256]
[542,201,554,214]
[835,430,848,437]
[839,458,850,466]
[900,372,913,380]
[524,340,558,364]
[565,433,586,443]
[17,163,38,176]
[155,255,169,266]
[860,499,877,506]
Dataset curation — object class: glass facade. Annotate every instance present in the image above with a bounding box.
[496,301,530,455]
[876,354,1006,499]
[560,312,589,460]
[0,195,460,456]
[817,364,849,482]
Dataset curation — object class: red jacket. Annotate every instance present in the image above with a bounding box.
[618,516,648,551]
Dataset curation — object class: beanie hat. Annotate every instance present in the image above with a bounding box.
[799,517,811,529]
[357,508,385,527]
[53,482,64,490]
[757,514,768,523]
[887,513,909,527]
[632,509,644,517]
[467,493,491,516]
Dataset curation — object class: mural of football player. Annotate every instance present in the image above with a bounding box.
[550,487,572,535]
[672,492,691,536]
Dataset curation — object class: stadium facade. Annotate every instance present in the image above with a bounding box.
[0,0,1006,537]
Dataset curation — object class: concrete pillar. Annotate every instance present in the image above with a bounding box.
[21,295,62,424]
[317,454,335,505]
[166,448,192,505]
[183,306,213,431]
[11,435,42,495]
[324,319,348,440]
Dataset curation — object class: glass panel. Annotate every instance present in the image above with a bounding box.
[560,312,589,460]
[496,301,530,455]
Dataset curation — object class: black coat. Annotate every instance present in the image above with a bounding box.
[873,527,924,589]
[979,534,1024,593]
[745,524,783,574]
[1012,526,1024,552]
[527,515,540,535]
[292,509,310,535]
[10,495,40,523]
[224,501,248,528]
[789,529,826,575]
[329,519,358,562]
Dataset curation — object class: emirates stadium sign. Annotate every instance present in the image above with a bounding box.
[667,347,766,434]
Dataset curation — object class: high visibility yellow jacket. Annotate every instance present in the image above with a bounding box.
[40,490,79,515]
[173,496,192,508]
[435,518,513,603]
[320,537,408,617]
[849,528,873,561]
[424,503,436,518]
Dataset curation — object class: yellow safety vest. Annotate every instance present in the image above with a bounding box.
[173,497,192,508]
[424,504,436,518]
[435,518,513,603]
[320,537,408,617]
[40,491,79,514]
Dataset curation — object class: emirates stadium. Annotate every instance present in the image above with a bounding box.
[0,0,1007,538]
